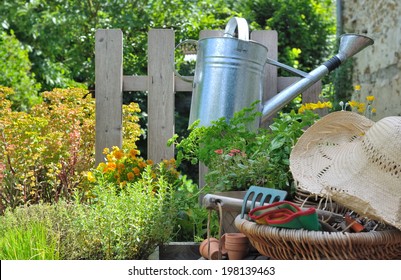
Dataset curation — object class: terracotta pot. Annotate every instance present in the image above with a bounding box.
[199,238,221,260]
[222,233,250,260]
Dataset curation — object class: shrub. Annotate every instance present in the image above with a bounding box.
[0,87,142,212]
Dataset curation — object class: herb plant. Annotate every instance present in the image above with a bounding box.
[169,102,319,195]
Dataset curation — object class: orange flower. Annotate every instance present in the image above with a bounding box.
[113,149,124,160]
[133,167,141,176]
[127,172,135,181]
[129,149,139,158]
[107,162,117,171]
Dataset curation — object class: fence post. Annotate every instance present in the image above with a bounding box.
[95,29,123,165]
[147,29,175,163]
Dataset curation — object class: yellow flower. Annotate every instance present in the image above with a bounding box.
[106,154,115,162]
[348,100,359,108]
[371,108,377,113]
[357,103,366,113]
[97,162,106,171]
[87,171,96,183]
[103,147,110,155]
[354,84,361,91]
[366,95,375,102]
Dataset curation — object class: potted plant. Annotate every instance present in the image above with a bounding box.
[168,102,320,236]
[169,101,320,197]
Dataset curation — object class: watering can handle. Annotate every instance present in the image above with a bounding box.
[223,17,249,41]
[174,39,198,82]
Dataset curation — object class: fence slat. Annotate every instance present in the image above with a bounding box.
[95,29,123,165]
[147,29,175,162]
[251,30,278,104]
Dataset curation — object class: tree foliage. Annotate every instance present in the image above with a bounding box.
[238,0,336,73]
[0,0,235,93]
[0,31,41,110]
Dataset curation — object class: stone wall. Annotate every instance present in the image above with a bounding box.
[342,0,401,119]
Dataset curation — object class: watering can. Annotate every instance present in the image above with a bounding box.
[185,17,374,128]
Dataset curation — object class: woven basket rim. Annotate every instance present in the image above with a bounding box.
[235,215,401,242]
[235,215,401,259]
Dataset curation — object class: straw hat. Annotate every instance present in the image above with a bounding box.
[290,110,401,229]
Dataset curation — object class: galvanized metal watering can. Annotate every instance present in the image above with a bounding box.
[184,17,374,128]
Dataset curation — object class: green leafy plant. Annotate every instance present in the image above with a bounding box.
[0,203,65,260]
[70,165,178,260]
[0,221,60,260]
[0,87,142,212]
[169,102,319,195]
[0,162,180,260]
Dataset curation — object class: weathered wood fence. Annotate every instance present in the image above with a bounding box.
[95,28,321,166]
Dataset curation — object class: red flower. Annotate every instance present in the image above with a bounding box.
[214,149,223,155]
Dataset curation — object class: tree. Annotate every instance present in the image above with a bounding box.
[0,31,41,110]
[236,0,336,73]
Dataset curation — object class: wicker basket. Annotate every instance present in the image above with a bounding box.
[235,215,401,260]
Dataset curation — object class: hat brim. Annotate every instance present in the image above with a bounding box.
[290,111,401,228]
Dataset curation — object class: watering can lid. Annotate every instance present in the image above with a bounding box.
[223,17,249,41]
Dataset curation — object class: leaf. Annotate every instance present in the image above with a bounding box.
[270,137,285,151]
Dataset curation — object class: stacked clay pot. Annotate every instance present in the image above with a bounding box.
[222,233,249,260]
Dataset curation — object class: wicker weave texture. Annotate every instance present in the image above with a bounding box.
[235,215,401,260]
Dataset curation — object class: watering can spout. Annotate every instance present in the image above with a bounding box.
[261,34,374,123]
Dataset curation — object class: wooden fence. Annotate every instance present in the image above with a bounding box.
[94,28,321,166]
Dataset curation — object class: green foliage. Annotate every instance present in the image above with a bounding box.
[238,0,336,73]
[0,31,41,110]
[0,164,179,260]
[0,0,234,92]
[0,87,142,212]
[172,176,219,242]
[170,102,319,194]
[0,220,60,260]
[0,203,63,260]
[69,167,177,260]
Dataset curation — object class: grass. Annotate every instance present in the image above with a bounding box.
[0,221,60,260]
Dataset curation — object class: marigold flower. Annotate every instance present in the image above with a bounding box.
[107,162,116,171]
[146,159,154,165]
[138,161,147,168]
[129,149,139,158]
[133,167,141,176]
[103,147,110,155]
[127,172,135,181]
[113,149,124,160]
[354,84,361,91]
